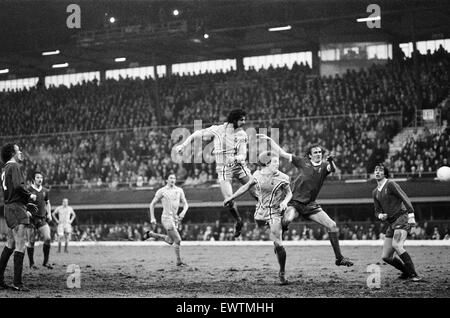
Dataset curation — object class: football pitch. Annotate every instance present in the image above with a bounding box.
[0,243,449,298]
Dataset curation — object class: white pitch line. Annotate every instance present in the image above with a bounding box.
[29,240,450,247]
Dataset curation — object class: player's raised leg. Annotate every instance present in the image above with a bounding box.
[281,206,298,233]
[308,210,353,266]
[219,180,243,238]
[143,229,174,245]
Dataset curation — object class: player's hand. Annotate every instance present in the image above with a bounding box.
[26,211,32,218]
[223,198,233,207]
[378,213,388,221]
[150,218,156,225]
[407,214,416,225]
[30,194,37,201]
[256,134,272,141]
[326,155,334,162]
[175,145,184,155]
[280,202,288,212]
[178,213,186,223]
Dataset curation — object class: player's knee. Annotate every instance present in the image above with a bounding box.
[273,240,283,248]
[44,238,51,245]
[27,241,35,248]
[328,221,338,232]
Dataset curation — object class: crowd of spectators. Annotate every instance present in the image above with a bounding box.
[0,49,449,187]
[9,220,446,242]
[385,126,450,176]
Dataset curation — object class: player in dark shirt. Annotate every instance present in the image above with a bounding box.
[373,164,422,282]
[258,134,353,267]
[26,172,53,270]
[0,143,37,291]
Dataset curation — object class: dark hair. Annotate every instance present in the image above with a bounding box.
[166,173,176,180]
[226,109,246,125]
[33,171,43,180]
[305,143,324,158]
[374,164,389,177]
[1,143,16,164]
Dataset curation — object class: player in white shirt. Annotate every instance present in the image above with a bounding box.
[175,109,254,238]
[52,198,76,253]
[144,174,189,266]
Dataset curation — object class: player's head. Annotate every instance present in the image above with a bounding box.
[1,143,23,164]
[33,171,43,186]
[166,173,176,186]
[259,151,280,171]
[62,198,69,206]
[226,109,246,129]
[307,144,323,163]
[374,164,389,180]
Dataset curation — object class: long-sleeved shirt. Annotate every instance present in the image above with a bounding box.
[1,161,31,205]
[373,179,415,223]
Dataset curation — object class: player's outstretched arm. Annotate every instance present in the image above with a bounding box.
[256,134,293,161]
[176,128,213,154]
[223,177,257,207]
[179,190,189,222]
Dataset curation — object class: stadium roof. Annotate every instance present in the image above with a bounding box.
[0,0,449,78]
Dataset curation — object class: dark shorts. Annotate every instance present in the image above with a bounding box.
[30,217,48,230]
[287,200,324,219]
[5,202,30,229]
[385,214,411,238]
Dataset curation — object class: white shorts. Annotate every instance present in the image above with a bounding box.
[57,223,72,236]
[161,216,179,232]
[254,208,282,227]
[216,163,250,182]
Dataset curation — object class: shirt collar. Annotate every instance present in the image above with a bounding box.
[377,179,388,191]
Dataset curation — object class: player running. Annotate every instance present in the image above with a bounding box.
[26,172,53,269]
[224,151,292,285]
[373,164,422,282]
[257,134,353,267]
[175,109,253,238]
[144,174,189,266]
[0,143,37,291]
[52,198,76,253]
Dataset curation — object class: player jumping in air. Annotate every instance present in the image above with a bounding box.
[26,172,53,269]
[257,134,353,267]
[176,109,254,238]
[373,164,422,282]
[52,198,76,253]
[224,151,292,285]
[144,174,189,266]
[0,143,37,291]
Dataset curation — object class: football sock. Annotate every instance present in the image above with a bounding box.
[174,244,181,263]
[13,251,25,286]
[399,251,417,276]
[58,241,61,252]
[27,247,35,266]
[328,231,343,260]
[43,243,50,265]
[0,247,14,282]
[383,256,408,273]
[274,245,286,273]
